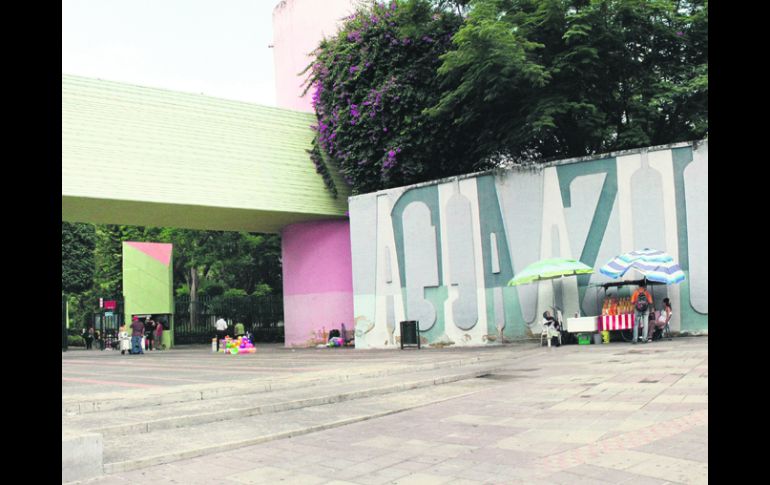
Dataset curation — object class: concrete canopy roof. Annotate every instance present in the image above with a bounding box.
[62,74,349,233]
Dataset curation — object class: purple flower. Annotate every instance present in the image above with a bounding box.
[371,16,379,24]
[349,30,362,42]
[383,146,401,170]
[676,31,684,36]
[349,65,359,74]
[311,82,323,109]
[383,127,388,132]
[422,36,433,43]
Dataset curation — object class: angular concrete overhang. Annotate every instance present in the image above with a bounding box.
[62,74,349,233]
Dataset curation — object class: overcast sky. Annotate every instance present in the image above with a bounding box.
[62,0,280,106]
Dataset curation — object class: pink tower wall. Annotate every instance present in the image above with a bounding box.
[272,0,357,112]
[281,220,354,347]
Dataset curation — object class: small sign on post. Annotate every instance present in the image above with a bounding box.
[104,300,116,311]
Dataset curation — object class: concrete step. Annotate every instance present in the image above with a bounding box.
[101,377,500,474]
[66,361,502,438]
[62,351,521,416]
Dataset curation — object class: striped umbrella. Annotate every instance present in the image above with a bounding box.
[599,248,685,284]
[507,258,594,286]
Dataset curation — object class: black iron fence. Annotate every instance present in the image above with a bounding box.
[73,295,284,346]
[174,295,284,345]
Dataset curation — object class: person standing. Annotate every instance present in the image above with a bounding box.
[215,317,228,352]
[83,326,94,350]
[154,319,164,350]
[130,316,145,354]
[631,282,653,344]
[234,322,245,338]
[145,316,156,351]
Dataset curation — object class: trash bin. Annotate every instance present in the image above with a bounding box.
[577,333,591,345]
[592,333,602,345]
[601,330,610,344]
[400,321,420,349]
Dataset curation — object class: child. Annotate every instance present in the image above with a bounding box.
[118,324,130,355]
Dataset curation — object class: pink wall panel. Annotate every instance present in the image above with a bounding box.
[282,220,353,295]
[272,0,357,112]
[283,292,354,347]
[281,220,354,347]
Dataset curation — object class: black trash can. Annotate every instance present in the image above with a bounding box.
[400,320,420,349]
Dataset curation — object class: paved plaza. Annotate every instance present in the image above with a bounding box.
[64,337,708,484]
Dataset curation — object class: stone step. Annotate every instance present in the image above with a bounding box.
[68,361,501,438]
[102,377,499,474]
[62,351,520,416]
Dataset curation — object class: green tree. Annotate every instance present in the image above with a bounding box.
[429,0,708,162]
[308,0,707,196]
[61,222,96,294]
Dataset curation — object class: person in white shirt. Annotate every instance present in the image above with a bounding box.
[215,317,228,352]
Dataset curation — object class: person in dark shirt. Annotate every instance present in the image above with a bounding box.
[144,316,156,351]
[130,317,145,355]
[83,326,94,350]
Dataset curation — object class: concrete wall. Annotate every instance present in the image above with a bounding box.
[282,220,354,346]
[349,141,708,349]
[122,242,174,344]
[272,0,357,112]
[62,75,348,233]
[62,427,103,482]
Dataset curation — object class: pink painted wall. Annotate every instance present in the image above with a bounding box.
[281,220,354,346]
[272,0,357,112]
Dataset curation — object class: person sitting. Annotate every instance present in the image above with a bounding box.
[542,311,561,347]
[649,297,672,341]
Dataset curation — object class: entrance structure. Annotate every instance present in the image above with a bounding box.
[62,74,353,347]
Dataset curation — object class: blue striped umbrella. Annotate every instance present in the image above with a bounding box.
[599,248,685,284]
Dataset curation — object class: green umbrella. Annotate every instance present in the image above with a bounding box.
[508,258,594,338]
[507,258,594,286]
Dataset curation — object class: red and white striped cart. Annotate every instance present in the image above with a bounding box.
[599,313,635,331]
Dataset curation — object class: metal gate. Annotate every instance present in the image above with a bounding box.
[174,295,284,345]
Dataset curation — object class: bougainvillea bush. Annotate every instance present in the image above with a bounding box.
[305,0,479,196]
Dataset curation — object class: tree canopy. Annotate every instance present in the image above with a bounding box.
[306,0,708,195]
[61,222,282,328]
